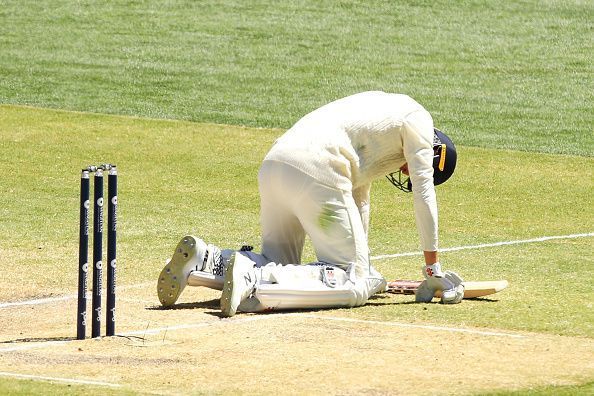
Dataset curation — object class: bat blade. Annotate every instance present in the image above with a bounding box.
[387,279,508,299]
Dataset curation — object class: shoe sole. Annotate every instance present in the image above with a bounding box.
[220,254,237,317]
[157,235,200,307]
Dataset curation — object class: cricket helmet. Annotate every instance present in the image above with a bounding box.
[386,128,457,192]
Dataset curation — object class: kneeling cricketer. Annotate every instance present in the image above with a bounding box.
[157,91,501,316]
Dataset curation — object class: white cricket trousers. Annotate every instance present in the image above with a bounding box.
[253,160,385,308]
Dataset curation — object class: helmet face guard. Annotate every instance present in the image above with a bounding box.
[386,170,412,192]
[386,128,457,193]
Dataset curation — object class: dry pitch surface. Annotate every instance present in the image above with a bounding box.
[1,283,593,395]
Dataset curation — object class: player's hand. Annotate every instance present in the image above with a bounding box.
[415,263,464,304]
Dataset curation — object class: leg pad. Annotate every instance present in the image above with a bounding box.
[187,271,224,290]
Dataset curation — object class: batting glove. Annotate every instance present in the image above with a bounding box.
[415,263,464,304]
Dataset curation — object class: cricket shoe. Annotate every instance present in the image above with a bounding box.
[157,235,225,307]
[220,253,258,317]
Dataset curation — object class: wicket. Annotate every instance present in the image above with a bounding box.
[77,164,118,340]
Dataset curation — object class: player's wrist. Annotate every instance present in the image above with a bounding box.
[423,250,438,265]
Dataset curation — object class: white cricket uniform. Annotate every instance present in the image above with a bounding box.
[244,91,437,310]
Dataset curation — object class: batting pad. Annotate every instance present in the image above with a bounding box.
[187,271,224,291]
[255,284,357,311]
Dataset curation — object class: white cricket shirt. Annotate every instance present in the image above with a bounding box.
[264,91,438,251]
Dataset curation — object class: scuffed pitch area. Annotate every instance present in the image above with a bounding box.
[1,285,593,395]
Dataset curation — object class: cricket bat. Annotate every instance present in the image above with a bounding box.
[386,279,508,299]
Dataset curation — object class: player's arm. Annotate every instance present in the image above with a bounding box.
[403,124,464,304]
[404,144,438,255]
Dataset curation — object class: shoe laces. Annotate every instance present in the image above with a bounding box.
[202,244,225,277]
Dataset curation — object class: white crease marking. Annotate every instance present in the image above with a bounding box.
[371,232,594,260]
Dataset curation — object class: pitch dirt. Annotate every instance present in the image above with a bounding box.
[1,285,593,395]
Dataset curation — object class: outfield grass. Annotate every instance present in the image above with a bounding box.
[0,378,133,396]
[481,381,594,396]
[0,0,592,155]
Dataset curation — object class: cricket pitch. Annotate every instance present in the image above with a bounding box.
[1,284,592,395]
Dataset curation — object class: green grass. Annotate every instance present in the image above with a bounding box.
[1,0,592,155]
[1,105,592,338]
[480,381,594,396]
[1,376,590,396]
[0,378,133,396]
[0,105,276,297]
